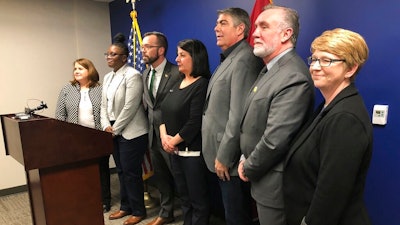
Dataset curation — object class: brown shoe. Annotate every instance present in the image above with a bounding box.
[109,210,130,220]
[146,216,175,225]
[123,215,145,225]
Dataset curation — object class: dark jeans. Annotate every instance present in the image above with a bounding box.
[113,134,148,216]
[218,176,253,225]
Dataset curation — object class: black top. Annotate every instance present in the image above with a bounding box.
[161,76,208,152]
[220,39,245,63]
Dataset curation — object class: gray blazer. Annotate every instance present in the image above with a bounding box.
[142,61,180,147]
[202,41,263,175]
[240,49,314,208]
[100,64,148,140]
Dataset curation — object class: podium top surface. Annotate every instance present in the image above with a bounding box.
[1,113,113,170]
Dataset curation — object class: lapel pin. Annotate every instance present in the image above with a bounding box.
[253,86,258,92]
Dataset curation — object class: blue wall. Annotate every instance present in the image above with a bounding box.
[110,0,400,224]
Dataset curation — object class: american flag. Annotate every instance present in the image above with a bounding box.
[127,22,146,73]
[142,149,154,180]
[128,10,153,180]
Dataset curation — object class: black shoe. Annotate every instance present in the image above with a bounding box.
[103,204,111,213]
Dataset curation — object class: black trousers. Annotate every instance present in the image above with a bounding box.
[113,134,148,216]
[171,154,210,225]
[99,155,111,206]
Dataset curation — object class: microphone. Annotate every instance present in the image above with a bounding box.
[25,101,48,115]
[13,99,48,120]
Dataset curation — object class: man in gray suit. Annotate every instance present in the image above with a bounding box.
[141,31,180,225]
[202,7,264,225]
[237,5,314,225]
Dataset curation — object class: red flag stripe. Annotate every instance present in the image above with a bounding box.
[142,148,154,180]
[247,0,272,47]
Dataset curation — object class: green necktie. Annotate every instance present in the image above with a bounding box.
[149,69,156,101]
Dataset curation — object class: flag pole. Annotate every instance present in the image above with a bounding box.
[126,0,159,209]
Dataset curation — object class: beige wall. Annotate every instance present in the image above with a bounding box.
[0,0,112,190]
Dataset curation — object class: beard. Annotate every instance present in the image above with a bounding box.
[143,54,159,65]
[253,46,271,58]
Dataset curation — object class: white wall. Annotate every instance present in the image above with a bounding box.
[0,0,112,190]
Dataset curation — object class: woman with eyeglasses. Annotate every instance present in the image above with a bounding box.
[100,33,148,225]
[283,28,373,225]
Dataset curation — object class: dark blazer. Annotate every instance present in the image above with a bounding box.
[240,49,315,208]
[142,61,180,147]
[202,40,263,175]
[283,84,373,225]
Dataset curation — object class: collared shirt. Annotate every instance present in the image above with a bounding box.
[148,58,167,97]
[266,47,294,70]
[220,39,245,63]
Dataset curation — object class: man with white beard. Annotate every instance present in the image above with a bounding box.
[237,4,315,225]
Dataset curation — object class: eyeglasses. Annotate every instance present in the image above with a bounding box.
[307,56,346,67]
[140,45,160,51]
[104,52,124,58]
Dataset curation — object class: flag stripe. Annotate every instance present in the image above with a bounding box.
[128,10,153,180]
[247,0,272,47]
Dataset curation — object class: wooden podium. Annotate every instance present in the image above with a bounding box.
[1,114,113,225]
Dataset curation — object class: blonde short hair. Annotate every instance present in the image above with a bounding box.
[311,28,369,80]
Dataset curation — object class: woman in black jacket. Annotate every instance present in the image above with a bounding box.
[283,28,373,225]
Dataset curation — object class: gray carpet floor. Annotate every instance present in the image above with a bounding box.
[0,173,225,225]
